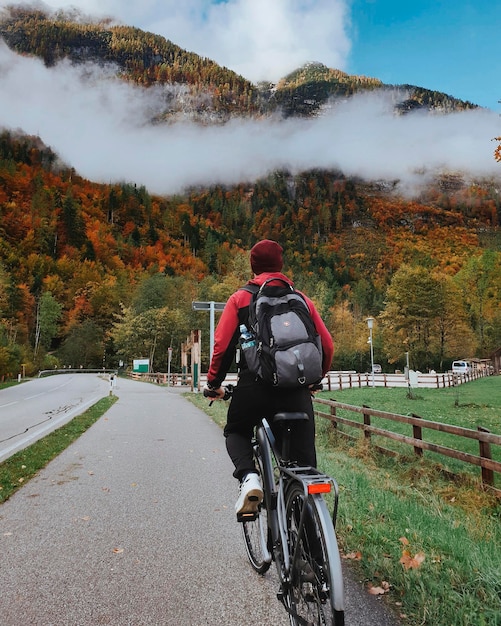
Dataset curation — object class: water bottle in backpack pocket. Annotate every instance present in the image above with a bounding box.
[239,324,261,374]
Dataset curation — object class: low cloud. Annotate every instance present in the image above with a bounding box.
[0,42,499,197]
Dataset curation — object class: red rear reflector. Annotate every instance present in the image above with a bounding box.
[308,483,331,494]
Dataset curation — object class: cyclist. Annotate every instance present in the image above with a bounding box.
[204,239,334,519]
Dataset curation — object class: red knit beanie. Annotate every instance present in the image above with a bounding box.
[250,240,283,274]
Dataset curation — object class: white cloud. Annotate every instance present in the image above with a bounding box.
[166,0,351,82]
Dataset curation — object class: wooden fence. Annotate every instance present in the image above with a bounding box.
[313,397,501,496]
[128,371,192,387]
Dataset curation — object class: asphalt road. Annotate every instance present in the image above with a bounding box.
[0,373,111,462]
[0,376,400,625]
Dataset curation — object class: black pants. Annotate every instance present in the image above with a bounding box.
[224,374,317,481]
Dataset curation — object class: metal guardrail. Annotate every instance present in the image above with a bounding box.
[38,368,118,377]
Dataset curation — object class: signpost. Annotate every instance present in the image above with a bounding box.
[133,358,150,373]
[167,346,173,387]
[192,301,226,360]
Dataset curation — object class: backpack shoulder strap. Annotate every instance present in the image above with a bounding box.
[240,283,259,295]
[239,285,259,326]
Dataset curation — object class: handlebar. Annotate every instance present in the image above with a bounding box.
[203,382,322,404]
[203,384,234,405]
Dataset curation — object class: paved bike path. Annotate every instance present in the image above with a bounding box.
[0,379,400,625]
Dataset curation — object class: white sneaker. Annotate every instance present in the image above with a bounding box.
[235,472,263,518]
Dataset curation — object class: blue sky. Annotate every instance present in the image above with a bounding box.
[348,0,500,111]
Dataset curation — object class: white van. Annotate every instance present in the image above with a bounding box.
[452,360,472,375]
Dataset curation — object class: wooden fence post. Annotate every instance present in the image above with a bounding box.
[363,405,371,441]
[411,413,423,457]
[330,404,337,430]
[478,426,494,488]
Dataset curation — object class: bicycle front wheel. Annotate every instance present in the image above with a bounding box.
[241,500,271,574]
[241,447,272,575]
[285,483,345,626]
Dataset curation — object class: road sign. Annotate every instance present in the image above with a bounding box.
[192,301,227,359]
[192,301,226,311]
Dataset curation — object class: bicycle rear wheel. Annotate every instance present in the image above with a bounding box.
[285,483,345,626]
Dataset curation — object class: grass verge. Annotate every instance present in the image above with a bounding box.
[0,395,118,504]
[186,381,501,626]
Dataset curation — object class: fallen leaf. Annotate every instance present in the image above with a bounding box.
[399,537,409,546]
[112,547,124,554]
[400,550,426,570]
[368,585,388,595]
[343,551,362,561]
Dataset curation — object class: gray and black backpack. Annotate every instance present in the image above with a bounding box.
[240,278,323,388]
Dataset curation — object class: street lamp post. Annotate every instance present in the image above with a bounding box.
[366,317,375,388]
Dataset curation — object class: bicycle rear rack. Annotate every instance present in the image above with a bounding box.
[282,465,340,529]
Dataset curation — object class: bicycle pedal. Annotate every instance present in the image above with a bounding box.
[237,511,258,523]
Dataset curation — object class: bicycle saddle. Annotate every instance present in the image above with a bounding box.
[273,412,309,423]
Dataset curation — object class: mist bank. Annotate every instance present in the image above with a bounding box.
[0,42,500,197]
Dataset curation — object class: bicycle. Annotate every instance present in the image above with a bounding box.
[205,384,345,626]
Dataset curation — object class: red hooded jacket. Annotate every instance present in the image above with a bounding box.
[207,272,334,388]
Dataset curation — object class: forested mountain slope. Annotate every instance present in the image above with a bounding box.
[0,7,478,122]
